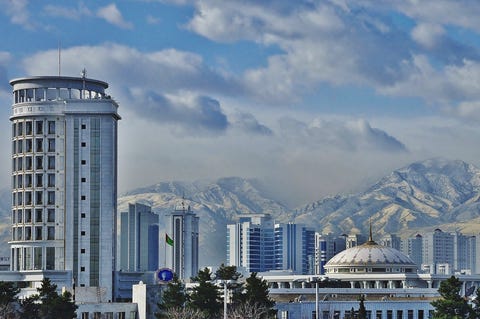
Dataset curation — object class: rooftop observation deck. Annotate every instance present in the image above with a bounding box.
[10,76,111,105]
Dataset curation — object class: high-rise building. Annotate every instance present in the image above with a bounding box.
[227,214,275,273]
[274,223,315,274]
[120,203,159,272]
[401,234,423,267]
[314,233,346,275]
[379,234,401,250]
[345,234,366,248]
[166,202,199,281]
[9,75,120,299]
[422,229,454,270]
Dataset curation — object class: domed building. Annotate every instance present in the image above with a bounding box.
[324,231,419,289]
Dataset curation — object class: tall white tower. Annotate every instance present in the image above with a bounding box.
[166,202,199,281]
[9,75,120,298]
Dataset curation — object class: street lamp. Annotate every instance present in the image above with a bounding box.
[308,276,327,319]
[216,279,235,319]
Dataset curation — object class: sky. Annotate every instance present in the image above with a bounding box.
[2,0,480,206]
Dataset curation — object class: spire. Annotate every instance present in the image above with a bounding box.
[365,218,377,245]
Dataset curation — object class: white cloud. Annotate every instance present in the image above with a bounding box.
[97,3,133,29]
[43,2,92,20]
[411,23,445,49]
[0,0,34,29]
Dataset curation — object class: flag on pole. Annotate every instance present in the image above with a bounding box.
[166,234,174,246]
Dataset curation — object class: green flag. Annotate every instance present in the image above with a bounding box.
[166,234,174,246]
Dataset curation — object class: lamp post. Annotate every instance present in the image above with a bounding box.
[308,276,322,319]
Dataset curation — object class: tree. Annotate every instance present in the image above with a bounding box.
[156,275,188,319]
[215,264,243,307]
[431,276,472,319]
[228,301,271,319]
[357,295,367,319]
[0,281,20,318]
[158,307,205,319]
[188,268,222,319]
[20,278,77,319]
[471,287,480,319]
[239,272,275,318]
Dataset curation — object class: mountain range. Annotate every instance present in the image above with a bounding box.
[1,158,480,267]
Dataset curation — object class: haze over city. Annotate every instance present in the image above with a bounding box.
[2,1,480,206]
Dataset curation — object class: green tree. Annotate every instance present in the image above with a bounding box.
[238,272,275,318]
[156,275,188,319]
[0,281,20,318]
[215,264,243,307]
[431,276,472,319]
[21,278,77,319]
[188,267,222,319]
[357,295,367,319]
[471,287,480,319]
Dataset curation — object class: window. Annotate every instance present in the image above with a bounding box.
[25,174,32,187]
[35,191,42,205]
[17,158,23,171]
[36,138,43,152]
[25,209,32,223]
[48,156,55,170]
[48,121,55,134]
[17,227,22,241]
[35,174,43,187]
[81,124,86,129]
[12,158,16,172]
[81,249,85,254]
[47,139,55,152]
[25,121,32,135]
[36,121,43,135]
[81,213,86,218]
[17,210,22,223]
[34,247,42,269]
[81,177,86,182]
[17,175,23,188]
[47,174,55,187]
[35,156,43,170]
[81,142,86,147]
[80,266,85,272]
[12,141,16,155]
[17,192,22,206]
[17,140,23,153]
[35,227,42,240]
[12,210,16,224]
[81,195,86,200]
[35,209,42,223]
[47,191,55,205]
[81,231,85,236]
[81,160,86,165]
[25,227,31,240]
[13,123,16,137]
[17,122,23,136]
[25,139,32,152]
[25,156,32,170]
[25,191,32,205]
[47,227,55,240]
[46,247,55,270]
[47,209,55,222]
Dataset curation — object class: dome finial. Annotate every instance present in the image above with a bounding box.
[365,218,376,245]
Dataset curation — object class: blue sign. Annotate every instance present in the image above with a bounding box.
[157,268,174,283]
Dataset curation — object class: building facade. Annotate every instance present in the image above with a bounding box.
[274,223,315,274]
[120,203,159,272]
[165,202,199,281]
[314,233,346,275]
[9,75,120,299]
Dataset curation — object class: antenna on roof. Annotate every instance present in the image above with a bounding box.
[81,68,86,99]
[58,40,61,76]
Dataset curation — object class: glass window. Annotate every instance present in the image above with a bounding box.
[47,174,55,187]
[12,158,16,172]
[36,138,43,152]
[25,191,32,205]
[25,121,32,135]
[12,141,16,155]
[48,121,55,134]
[13,123,16,137]
[46,247,55,270]
[25,174,32,187]
[36,121,43,135]
[47,191,55,205]
[12,210,15,224]
[25,227,31,240]
[35,191,43,205]
[25,156,32,170]
[48,139,55,152]
[35,209,42,223]
[17,158,23,171]
[35,174,43,187]
[34,247,42,269]
[17,210,22,223]
[35,227,42,241]
[17,140,23,154]
[17,227,22,241]
[47,209,55,222]
[35,156,43,170]
[25,209,32,223]
[48,156,55,170]
[47,227,55,240]
[17,175,23,188]
[25,139,32,152]
[17,122,23,136]
[17,192,22,206]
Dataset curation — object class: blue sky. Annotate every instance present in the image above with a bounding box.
[2,0,480,205]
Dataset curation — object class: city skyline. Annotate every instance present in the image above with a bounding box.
[2,1,480,206]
